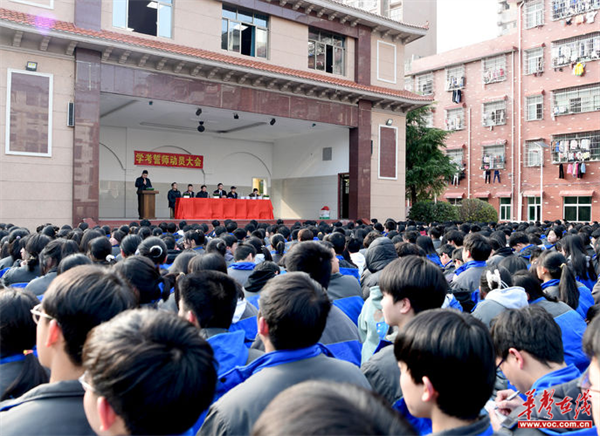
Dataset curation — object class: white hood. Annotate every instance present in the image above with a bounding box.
[485,286,529,310]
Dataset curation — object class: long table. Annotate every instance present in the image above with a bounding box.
[175,198,274,220]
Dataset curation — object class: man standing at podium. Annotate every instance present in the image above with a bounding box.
[135,170,152,219]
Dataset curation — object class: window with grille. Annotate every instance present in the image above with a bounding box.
[423,112,434,128]
[526,95,544,121]
[445,65,465,91]
[551,131,600,163]
[525,141,544,167]
[525,48,544,74]
[308,28,345,75]
[482,55,507,84]
[564,196,592,222]
[551,0,600,21]
[525,0,545,28]
[551,32,600,68]
[222,5,269,58]
[447,149,464,167]
[552,83,600,116]
[404,76,413,92]
[445,108,465,131]
[500,198,512,221]
[482,100,507,126]
[482,145,506,169]
[416,73,433,95]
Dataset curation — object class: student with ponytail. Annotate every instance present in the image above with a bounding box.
[269,234,286,265]
[25,239,64,296]
[2,234,50,286]
[114,256,171,306]
[561,234,598,292]
[137,236,168,266]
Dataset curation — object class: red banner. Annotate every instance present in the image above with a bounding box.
[134,151,203,169]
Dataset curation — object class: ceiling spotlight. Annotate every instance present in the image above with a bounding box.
[386,119,393,126]
[270,118,276,126]
[197,121,205,133]
[195,108,202,116]
[233,113,239,120]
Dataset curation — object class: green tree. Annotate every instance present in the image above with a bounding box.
[405,105,458,205]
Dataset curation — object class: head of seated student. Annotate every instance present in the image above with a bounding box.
[283,241,333,289]
[39,239,65,275]
[445,230,464,248]
[438,244,455,267]
[184,230,205,250]
[37,266,137,382]
[498,255,528,275]
[119,235,142,259]
[137,237,167,266]
[81,309,217,436]
[490,306,565,394]
[394,242,424,258]
[258,272,330,353]
[114,256,169,306]
[394,309,495,433]
[251,380,416,436]
[536,250,580,310]
[177,271,237,332]
[462,233,492,263]
[583,315,600,429]
[452,247,464,268]
[562,234,598,283]
[508,232,531,253]
[479,266,513,299]
[169,251,198,275]
[379,256,447,330]
[0,288,49,400]
[57,253,93,275]
[87,237,113,265]
[189,253,228,275]
[233,242,256,263]
[205,238,227,258]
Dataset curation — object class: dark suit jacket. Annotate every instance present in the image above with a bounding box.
[227,191,238,199]
[196,191,209,198]
[135,176,152,193]
[213,189,227,198]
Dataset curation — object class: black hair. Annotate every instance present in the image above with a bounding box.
[0,288,49,400]
[490,306,564,365]
[221,234,237,248]
[511,270,554,302]
[226,221,238,233]
[508,232,529,248]
[114,256,169,304]
[394,242,424,258]
[87,236,113,264]
[438,243,455,258]
[415,236,438,257]
[283,241,333,289]
[6,229,29,261]
[39,239,64,275]
[24,233,51,272]
[498,255,528,275]
[479,266,512,298]
[234,242,257,262]
[233,228,247,241]
[297,229,313,242]
[184,230,205,248]
[394,310,495,421]
[170,251,199,275]
[138,237,167,265]
[451,247,463,263]
[562,234,597,283]
[583,314,600,359]
[82,309,217,435]
[178,271,238,329]
[270,234,286,256]
[445,230,464,247]
[206,239,227,257]
[188,253,228,274]
[79,229,104,253]
[252,380,416,436]
[379,256,447,312]
[42,266,137,365]
[259,272,331,350]
[57,253,93,275]
[326,232,347,255]
[120,235,142,258]
[403,230,419,244]
[137,226,152,240]
[538,251,580,310]
[463,233,491,261]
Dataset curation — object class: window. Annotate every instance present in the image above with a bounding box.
[551,0,600,21]
[416,73,433,95]
[447,149,464,167]
[482,100,507,126]
[525,0,544,28]
[308,28,345,75]
[5,69,52,157]
[500,198,512,221]
[482,145,506,169]
[527,196,541,221]
[447,198,462,206]
[482,55,507,84]
[445,65,465,91]
[445,108,465,131]
[564,196,592,221]
[222,5,268,58]
[551,130,600,163]
[404,76,413,92]
[551,33,600,68]
[525,141,543,167]
[390,7,402,21]
[526,95,544,121]
[552,83,600,116]
[113,0,172,38]
[524,48,544,75]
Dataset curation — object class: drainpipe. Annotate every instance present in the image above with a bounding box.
[468,108,471,199]
[511,50,516,220]
[517,0,524,221]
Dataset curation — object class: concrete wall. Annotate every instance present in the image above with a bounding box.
[5,0,75,23]
[371,34,405,90]
[99,126,273,219]
[272,128,350,220]
[369,110,407,221]
[0,50,74,230]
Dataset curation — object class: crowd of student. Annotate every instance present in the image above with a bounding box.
[0,217,599,436]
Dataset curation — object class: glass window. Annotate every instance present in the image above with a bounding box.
[482,145,506,170]
[445,65,465,91]
[308,28,345,75]
[113,0,172,38]
[221,5,269,59]
[526,95,544,121]
[563,196,592,221]
[423,111,434,128]
[416,73,433,95]
[500,198,512,221]
[552,84,600,116]
[525,0,545,28]
[482,55,507,84]
[528,197,541,221]
[445,108,465,131]
[551,32,600,68]
[482,100,507,126]
[525,141,543,167]
[551,0,600,21]
[447,149,464,167]
[524,48,544,75]
[551,130,600,163]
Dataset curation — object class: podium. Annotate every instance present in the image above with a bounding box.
[140,190,159,220]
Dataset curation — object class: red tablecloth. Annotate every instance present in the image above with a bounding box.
[175,198,274,220]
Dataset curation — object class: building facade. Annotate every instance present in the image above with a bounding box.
[407,0,600,222]
[0,0,432,229]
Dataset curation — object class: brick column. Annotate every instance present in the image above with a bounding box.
[355,24,371,86]
[349,100,372,221]
[75,0,102,30]
[72,49,101,226]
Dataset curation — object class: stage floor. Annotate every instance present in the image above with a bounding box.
[87,218,345,228]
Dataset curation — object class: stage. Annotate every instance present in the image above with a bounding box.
[86,218,348,229]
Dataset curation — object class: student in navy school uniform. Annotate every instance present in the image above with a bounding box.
[81,309,217,436]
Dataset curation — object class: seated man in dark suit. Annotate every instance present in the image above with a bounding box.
[196,185,209,198]
[227,186,238,199]
[182,184,195,198]
[213,183,227,198]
